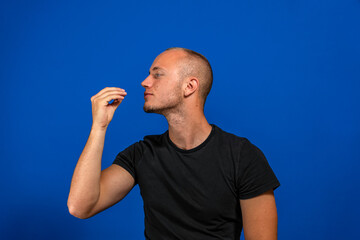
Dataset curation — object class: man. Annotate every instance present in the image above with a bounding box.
[67,47,280,239]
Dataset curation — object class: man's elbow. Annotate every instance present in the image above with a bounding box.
[67,201,94,219]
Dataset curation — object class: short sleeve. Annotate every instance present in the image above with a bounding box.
[237,139,280,199]
[112,141,144,184]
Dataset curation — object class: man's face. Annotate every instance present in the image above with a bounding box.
[141,50,185,114]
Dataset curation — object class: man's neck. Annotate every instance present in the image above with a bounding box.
[165,110,212,150]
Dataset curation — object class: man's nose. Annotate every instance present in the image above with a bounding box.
[141,75,152,88]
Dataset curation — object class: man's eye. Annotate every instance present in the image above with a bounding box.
[154,73,161,78]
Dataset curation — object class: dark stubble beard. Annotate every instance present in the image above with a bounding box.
[143,99,182,115]
[143,105,160,114]
[143,90,183,115]
[143,78,184,114]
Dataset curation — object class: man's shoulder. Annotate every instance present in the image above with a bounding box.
[139,130,167,145]
[213,124,249,145]
[121,131,166,154]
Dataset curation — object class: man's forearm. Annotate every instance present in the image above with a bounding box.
[67,127,107,218]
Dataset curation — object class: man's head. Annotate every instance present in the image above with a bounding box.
[141,47,213,115]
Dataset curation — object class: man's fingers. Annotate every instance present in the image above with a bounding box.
[101,91,127,101]
[91,88,126,101]
[103,94,126,105]
[92,87,125,98]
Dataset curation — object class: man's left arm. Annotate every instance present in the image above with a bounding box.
[240,189,278,240]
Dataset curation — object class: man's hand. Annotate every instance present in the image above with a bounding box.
[240,189,278,240]
[90,87,127,130]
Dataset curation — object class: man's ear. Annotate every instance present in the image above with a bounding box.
[184,77,199,97]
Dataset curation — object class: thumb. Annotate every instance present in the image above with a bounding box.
[110,99,121,109]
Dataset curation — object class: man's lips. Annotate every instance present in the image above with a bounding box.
[144,93,153,98]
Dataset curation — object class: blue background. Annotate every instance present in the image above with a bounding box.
[1,0,359,239]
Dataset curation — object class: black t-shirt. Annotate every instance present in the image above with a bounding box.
[112,124,280,240]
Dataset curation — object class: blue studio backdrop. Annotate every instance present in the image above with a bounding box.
[1,0,359,239]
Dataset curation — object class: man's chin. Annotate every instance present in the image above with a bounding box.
[143,103,178,115]
[143,105,160,114]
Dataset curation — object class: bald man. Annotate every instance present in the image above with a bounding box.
[68,47,280,240]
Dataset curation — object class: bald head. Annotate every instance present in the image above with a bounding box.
[164,47,213,105]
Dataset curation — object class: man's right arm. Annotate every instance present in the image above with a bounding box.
[67,87,132,219]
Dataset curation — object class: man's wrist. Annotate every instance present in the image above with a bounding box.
[90,125,108,133]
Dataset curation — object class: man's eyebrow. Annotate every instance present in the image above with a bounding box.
[149,66,166,74]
